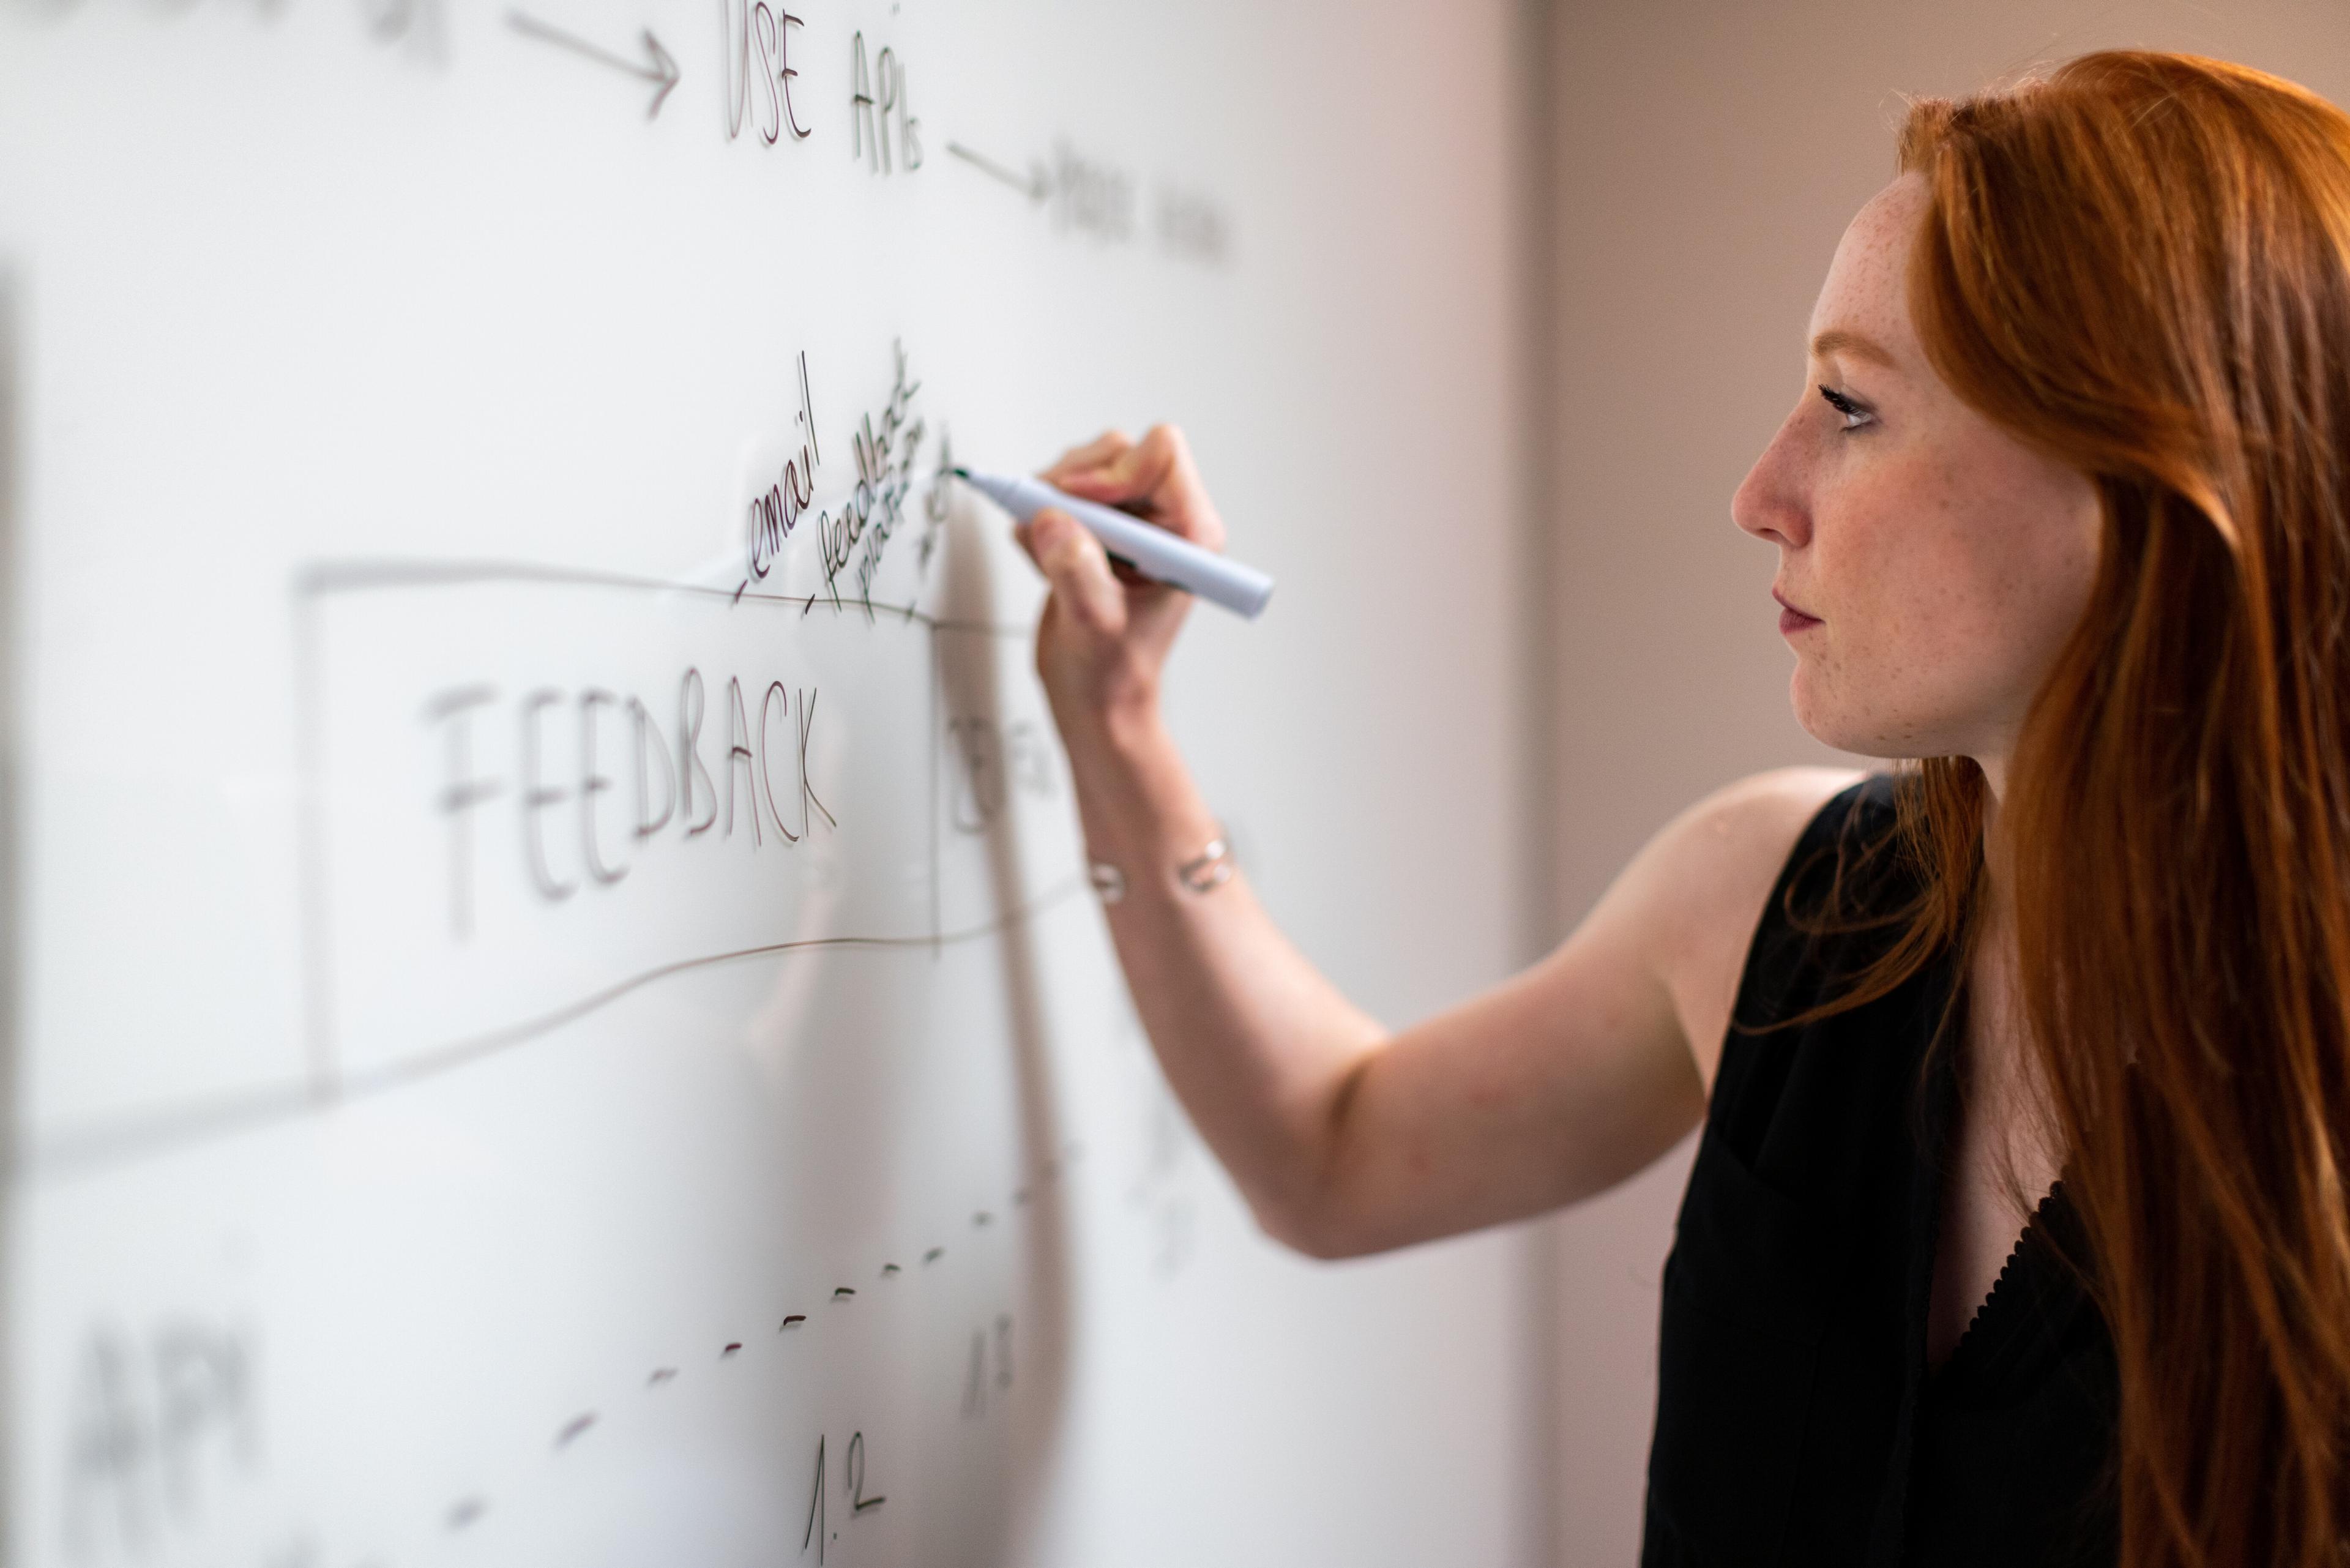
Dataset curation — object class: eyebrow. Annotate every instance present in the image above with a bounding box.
[1809,328,1899,369]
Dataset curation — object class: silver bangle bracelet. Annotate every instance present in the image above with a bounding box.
[1086,830,1236,905]
[1176,835,1236,894]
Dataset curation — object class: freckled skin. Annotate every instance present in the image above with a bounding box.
[1733,175,2103,769]
[1737,176,2098,1357]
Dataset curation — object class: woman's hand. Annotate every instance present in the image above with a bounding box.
[1013,424,1228,738]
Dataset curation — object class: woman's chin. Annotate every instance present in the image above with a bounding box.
[1788,676,1914,761]
[1787,670,1844,747]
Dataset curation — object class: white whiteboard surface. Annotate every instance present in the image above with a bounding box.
[0,2,1540,1563]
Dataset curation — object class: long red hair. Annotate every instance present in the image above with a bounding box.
[1826,51,2350,1566]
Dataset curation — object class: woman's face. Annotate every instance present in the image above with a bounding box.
[1733,173,2102,777]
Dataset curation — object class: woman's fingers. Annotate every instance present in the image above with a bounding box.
[1028,509,1128,637]
[1018,428,1215,721]
[1053,424,1227,551]
[1019,424,1223,648]
[1043,428,1133,486]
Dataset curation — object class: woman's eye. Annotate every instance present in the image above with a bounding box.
[1817,384,1874,432]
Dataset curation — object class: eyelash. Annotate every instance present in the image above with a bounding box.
[1818,385,1874,431]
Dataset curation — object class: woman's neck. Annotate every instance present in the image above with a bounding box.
[1974,752,2012,927]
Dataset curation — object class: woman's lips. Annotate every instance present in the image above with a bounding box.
[1774,592,1821,637]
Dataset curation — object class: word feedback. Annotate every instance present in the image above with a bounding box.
[425,669,834,940]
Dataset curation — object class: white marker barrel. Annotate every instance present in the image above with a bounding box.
[957,469,1275,620]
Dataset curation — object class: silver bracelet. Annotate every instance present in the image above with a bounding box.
[1086,829,1236,905]
[1176,834,1236,894]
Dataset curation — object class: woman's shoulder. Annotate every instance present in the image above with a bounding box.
[1634,766,1873,1088]
[1646,766,1878,931]
[1679,765,1879,852]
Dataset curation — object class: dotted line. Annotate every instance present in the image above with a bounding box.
[439,1139,1084,1535]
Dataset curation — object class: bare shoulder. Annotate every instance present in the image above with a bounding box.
[1622,766,1867,1089]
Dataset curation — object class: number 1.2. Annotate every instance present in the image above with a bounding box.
[802,1431,887,1561]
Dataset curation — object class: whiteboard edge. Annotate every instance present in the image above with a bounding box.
[1,261,23,1568]
[1510,1,1567,1562]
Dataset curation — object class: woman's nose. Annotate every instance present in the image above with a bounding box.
[1732,417,1811,550]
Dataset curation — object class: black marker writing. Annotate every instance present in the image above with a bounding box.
[505,10,679,120]
[747,353,822,584]
[851,33,920,174]
[680,668,717,837]
[758,683,802,845]
[846,1431,885,1514]
[423,669,834,931]
[578,689,627,886]
[811,342,925,610]
[64,1320,258,1561]
[1006,719,1059,800]
[723,678,759,845]
[520,689,576,902]
[629,696,675,839]
[801,1430,888,1559]
[920,424,952,576]
[961,1315,1014,1419]
[803,1435,828,1560]
[946,140,1049,203]
[1154,182,1231,265]
[851,34,877,167]
[361,0,447,58]
[798,687,835,835]
[1051,140,1136,242]
[426,685,501,941]
[724,0,808,144]
[947,716,1004,834]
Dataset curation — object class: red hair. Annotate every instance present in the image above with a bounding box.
[1827,51,2350,1566]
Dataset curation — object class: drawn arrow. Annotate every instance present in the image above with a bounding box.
[947,141,1050,204]
[507,10,679,119]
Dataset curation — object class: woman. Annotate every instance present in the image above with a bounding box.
[1015,51,2350,1567]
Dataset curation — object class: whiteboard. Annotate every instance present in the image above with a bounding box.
[0,2,1540,1564]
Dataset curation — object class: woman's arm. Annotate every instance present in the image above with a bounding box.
[1018,425,1858,1258]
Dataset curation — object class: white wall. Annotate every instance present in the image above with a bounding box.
[1539,2,2350,1561]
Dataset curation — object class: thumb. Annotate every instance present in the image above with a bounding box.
[1030,509,1127,635]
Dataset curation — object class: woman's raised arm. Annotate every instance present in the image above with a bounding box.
[1017,425,1857,1257]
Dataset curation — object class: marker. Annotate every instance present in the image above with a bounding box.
[954,468,1275,619]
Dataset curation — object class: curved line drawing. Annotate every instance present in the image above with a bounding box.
[26,876,1084,1181]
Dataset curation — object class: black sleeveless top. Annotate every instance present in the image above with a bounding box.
[1640,776,2117,1567]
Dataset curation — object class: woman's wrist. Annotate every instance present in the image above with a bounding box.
[1057,705,1224,878]
[1047,660,1170,766]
